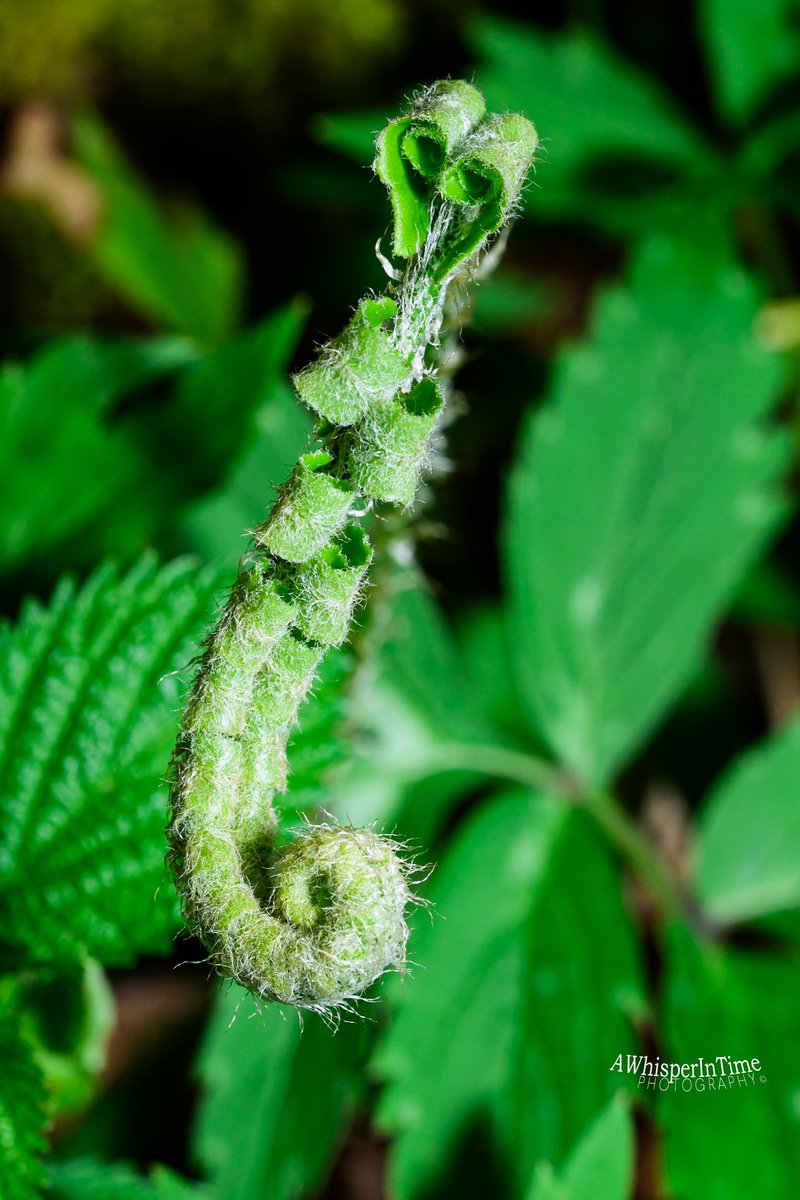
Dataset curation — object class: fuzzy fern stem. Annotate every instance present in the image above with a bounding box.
[168,81,537,1012]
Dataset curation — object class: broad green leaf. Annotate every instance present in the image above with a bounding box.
[75,115,243,345]
[375,579,490,743]
[180,379,311,561]
[376,792,644,1199]
[167,298,308,492]
[697,718,800,923]
[505,235,787,786]
[699,0,800,124]
[179,297,310,561]
[0,1004,47,1200]
[659,924,800,1199]
[0,556,226,965]
[471,16,709,229]
[48,1157,209,1199]
[456,604,533,744]
[194,984,367,1200]
[0,336,195,574]
[527,1095,634,1200]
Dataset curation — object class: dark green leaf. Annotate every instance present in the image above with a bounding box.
[659,924,800,1199]
[0,1002,47,1200]
[0,556,226,964]
[376,792,644,1199]
[471,15,709,229]
[505,235,787,786]
[0,336,194,574]
[194,984,367,1200]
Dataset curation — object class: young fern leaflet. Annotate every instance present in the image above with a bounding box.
[168,81,537,1012]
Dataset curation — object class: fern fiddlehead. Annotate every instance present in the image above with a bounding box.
[168,81,537,1012]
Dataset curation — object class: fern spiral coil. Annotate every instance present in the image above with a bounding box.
[168,81,537,1011]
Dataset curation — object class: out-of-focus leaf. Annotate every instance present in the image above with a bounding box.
[375,579,490,743]
[699,0,800,124]
[376,792,644,1199]
[527,1095,634,1200]
[697,719,800,923]
[660,923,800,1199]
[471,15,710,229]
[180,379,312,562]
[0,336,195,574]
[74,114,243,345]
[48,1156,210,1199]
[0,557,226,965]
[731,559,800,626]
[456,604,532,745]
[505,235,787,787]
[311,109,389,164]
[167,298,308,490]
[194,984,367,1200]
[0,1003,47,1200]
[22,959,113,1117]
[470,270,549,335]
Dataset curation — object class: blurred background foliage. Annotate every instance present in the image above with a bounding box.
[1,0,800,1198]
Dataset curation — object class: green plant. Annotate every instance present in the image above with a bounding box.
[3,13,800,1194]
[168,80,537,1011]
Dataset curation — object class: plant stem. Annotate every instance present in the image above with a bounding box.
[424,741,572,795]
[425,742,684,914]
[582,790,683,915]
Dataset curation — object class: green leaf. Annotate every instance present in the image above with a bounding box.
[0,1003,47,1200]
[312,109,390,165]
[375,579,490,743]
[527,1095,634,1200]
[178,303,311,561]
[74,114,243,345]
[0,336,195,574]
[697,719,800,923]
[21,959,114,1117]
[0,556,226,965]
[167,299,308,489]
[376,792,644,1199]
[48,1157,209,1199]
[193,983,367,1200]
[282,648,354,815]
[659,924,800,1199]
[470,15,709,229]
[504,235,787,787]
[699,0,800,124]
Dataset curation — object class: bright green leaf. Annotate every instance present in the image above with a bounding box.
[0,557,226,965]
[659,924,800,1199]
[697,718,800,923]
[75,114,243,345]
[48,1156,210,1199]
[0,1004,47,1200]
[194,984,367,1200]
[505,235,787,786]
[527,1094,634,1200]
[699,0,800,124]
[376,792,644,1199]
